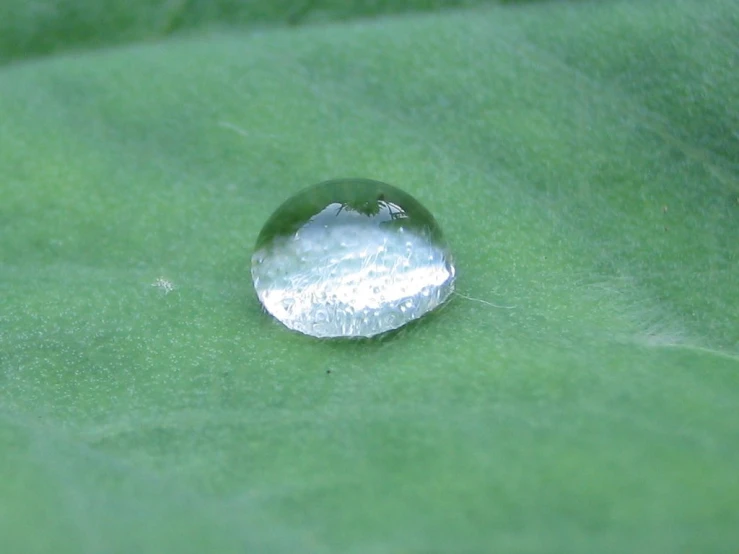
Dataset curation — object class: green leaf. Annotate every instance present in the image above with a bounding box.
[0,0,496,65]
[1,0,738,552]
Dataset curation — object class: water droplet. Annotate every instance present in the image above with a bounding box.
[251,178,456,338]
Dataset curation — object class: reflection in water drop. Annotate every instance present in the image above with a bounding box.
[251,178,456,338]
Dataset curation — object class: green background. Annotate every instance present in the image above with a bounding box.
[1,0,738,552]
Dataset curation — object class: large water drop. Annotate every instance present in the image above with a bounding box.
[251,178,456,338]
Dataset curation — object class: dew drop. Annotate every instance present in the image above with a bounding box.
[251,178,456,338]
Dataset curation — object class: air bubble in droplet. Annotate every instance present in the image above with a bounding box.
[251,178,456,338]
